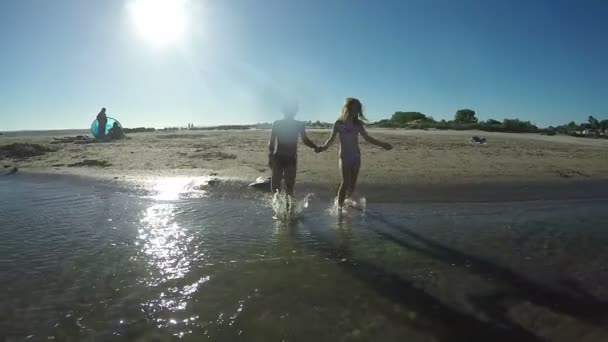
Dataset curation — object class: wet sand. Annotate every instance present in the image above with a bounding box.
[2,129,608,188]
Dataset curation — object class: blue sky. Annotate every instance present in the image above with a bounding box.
[1,0,607,130]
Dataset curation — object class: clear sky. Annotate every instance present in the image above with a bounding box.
[1,0,607,130]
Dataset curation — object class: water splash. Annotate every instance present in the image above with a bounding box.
[269,191,313,222]
[328,196,367,216]
[346,197,367,211]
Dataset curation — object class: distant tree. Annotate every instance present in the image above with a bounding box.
[567,121,577,129]
[454,109,478,124]
[588,116,600,130]
[600,119,608,131]
[390,111,427,124]
[486,119,501,125]
[587,116,602,136]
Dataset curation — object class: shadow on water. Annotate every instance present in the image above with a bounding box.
[278,217,541,342]
[360,209,608,328]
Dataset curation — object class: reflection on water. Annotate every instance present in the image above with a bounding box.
[137,177,215,335]
[149,176,210,201]
[336,215,354,262]
[140,203,193,285]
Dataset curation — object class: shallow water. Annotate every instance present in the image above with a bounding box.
[2,174,608,341]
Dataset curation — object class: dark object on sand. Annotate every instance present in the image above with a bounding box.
[67,159,112,167]
[3,166,18,176]
[249,177,271,192]
[51,136,93,144]
[470,136,487,144]
[124,127,156,134]
[0,143,53,159]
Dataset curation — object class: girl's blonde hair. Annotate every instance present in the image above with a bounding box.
[340,97,367,125]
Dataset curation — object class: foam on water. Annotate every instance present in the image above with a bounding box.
[328,196,368,216]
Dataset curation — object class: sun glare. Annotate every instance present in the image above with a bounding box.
[128,0,189,46]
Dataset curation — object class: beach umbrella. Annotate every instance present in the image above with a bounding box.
[90,117,123,138]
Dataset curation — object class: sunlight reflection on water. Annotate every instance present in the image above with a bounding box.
[137,176,214,334]
[140,204,192,284]
[150,176,211,201]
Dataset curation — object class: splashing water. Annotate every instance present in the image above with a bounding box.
[328,197,367,216]
[346,197,366,211]
[269,191,313,222]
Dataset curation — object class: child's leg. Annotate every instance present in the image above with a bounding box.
[338,158,353,207]
[346,157,361,199]
[284,161,297,197]
[271,157,284,194]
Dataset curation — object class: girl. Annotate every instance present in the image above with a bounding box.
[318,98,392,207]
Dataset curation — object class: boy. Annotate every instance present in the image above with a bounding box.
[268,106,318,196]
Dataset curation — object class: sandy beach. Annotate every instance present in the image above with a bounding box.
[2,129,607,186]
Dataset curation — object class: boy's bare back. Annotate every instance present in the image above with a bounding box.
[270,119,306,156]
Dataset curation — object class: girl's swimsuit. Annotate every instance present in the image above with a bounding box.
[337,121,362,168]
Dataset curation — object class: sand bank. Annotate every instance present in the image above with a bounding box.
[1,129,607,186]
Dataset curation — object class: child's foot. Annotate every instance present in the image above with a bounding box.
[337,205,344,215]
[344,198,357,208]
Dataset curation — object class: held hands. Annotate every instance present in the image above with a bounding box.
[314,145,327,153]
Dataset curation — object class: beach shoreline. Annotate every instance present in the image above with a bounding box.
[2,128,608,188]
[7,170,608,205]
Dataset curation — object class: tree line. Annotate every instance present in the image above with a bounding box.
[370,109,607,136]
[371,109,540,133]
[552,116,608,137]
[122,111,606,136]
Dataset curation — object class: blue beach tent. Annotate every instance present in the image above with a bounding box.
[90,117,123,138]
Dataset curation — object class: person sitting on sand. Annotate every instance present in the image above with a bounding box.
[268,104,319,196]
[108,122,125,140]
[96,107,108,139]
[317,97,392,208]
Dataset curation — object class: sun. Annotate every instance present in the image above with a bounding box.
[128,0,189,46]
